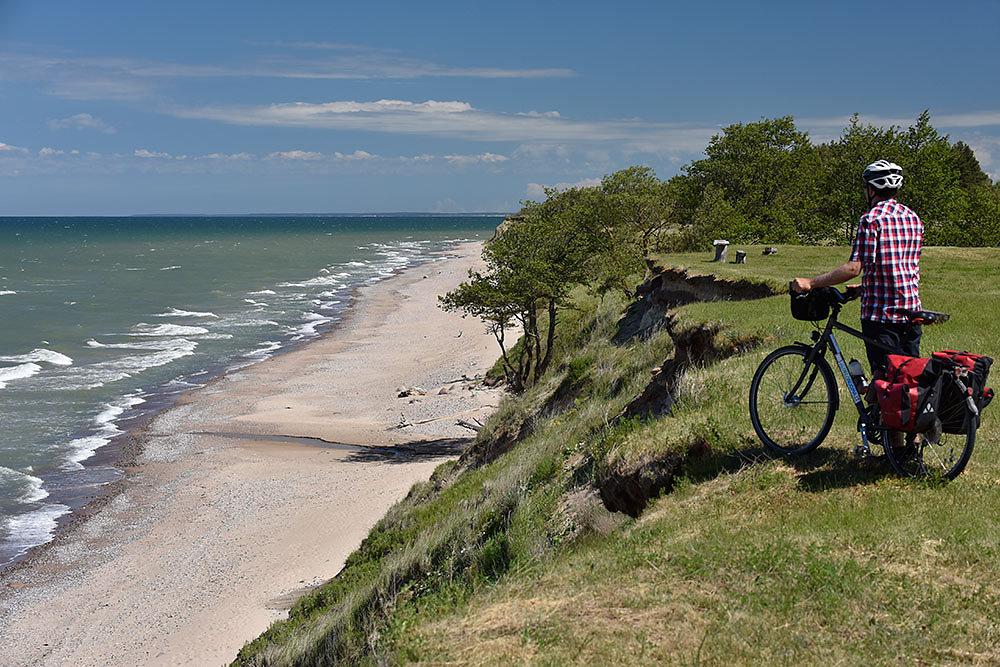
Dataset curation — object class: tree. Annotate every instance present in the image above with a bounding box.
[440,187,600,391]
[590,166,673,294]
[952,141,991,190]
[678,116,828,244]
[598,166,672,256]
[927,185,1000,246]
[898,110,966,229]
[817,113,902,242]
[669,183,745,252]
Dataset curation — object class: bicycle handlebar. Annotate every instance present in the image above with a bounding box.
[815,285,860,305]
[818,286,949,325]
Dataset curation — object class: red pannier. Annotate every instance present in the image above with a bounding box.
[872,355,945,432]
[931,350,994,433]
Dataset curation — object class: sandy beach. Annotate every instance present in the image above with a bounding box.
[0,242,501,666]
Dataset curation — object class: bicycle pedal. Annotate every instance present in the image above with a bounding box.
[852,445,871,458]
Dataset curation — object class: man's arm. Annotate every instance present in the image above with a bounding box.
[790,260,861,294]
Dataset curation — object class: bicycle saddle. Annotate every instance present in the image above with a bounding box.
[887,307,950,325]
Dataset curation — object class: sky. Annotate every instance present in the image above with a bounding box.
[1,0,999,215]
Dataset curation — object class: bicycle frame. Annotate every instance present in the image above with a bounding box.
[789,304,903,456]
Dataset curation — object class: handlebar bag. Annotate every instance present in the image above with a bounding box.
[932,350,994,433]
[790,290,830,321]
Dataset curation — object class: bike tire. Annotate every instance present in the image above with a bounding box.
[749,345,838,455]
[884,387,976,480]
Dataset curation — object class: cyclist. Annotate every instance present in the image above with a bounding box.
[790,160,923,376]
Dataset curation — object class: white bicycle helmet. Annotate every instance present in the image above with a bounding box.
[863,160,904,189]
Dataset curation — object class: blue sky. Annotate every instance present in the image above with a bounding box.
[1,0,999,215]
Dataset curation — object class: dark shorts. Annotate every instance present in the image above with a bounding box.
[861,319,922,376]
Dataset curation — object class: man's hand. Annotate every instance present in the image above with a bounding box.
[789,277,812,294]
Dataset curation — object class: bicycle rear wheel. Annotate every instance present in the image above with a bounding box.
[749,345,837,454]
[884,388,976,480]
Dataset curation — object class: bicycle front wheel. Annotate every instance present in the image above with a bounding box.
[749,345,837,455]
[884,398,976,480]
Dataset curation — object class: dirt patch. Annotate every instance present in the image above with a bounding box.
[597,441,713,518]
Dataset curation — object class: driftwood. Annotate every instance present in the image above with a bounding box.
[388,408,493,430]
[456,419,482,432]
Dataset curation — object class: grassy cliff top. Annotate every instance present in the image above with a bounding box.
[236,245,1000,666]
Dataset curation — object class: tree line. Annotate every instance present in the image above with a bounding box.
[671,111,999,249]
[442,112,1000,390]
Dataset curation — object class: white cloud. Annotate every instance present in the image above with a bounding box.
[0,47,573,106]
[0,142,29,153]
[526,177,603,199]
[48,113,117,134]
[266,150,324,160]
[197,152,254,160]
[135,148,170,158]
[442,152,509,165]
[255,99,471,117]
[333,150,376,160]
[39,147,65,156]
[513,144,574,160]
[934,111,1000,128]
[172,99,717,153]
[799,111,1000,141]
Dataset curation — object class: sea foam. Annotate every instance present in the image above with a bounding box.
[0,466,49,503]
[64,394,146,468]
[130,323,210,337]
[154,307,218,319]
[0,348,74,366]
[1,503,70,559]
[57,339,199,390]
[0,363,43,389]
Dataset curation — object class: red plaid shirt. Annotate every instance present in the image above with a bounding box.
[849,199,923,323]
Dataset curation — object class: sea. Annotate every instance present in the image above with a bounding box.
[0,215,501,570]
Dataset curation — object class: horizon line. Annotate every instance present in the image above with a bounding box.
[0,211,513,218]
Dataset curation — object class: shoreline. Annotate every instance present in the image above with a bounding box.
[0,241,501,666]
[0,242,449,573]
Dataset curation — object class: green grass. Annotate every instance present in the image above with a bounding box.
[234,245,1000,666]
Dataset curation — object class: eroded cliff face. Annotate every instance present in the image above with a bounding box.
[614,262,775,345]
[613,263,774,422]
[597,264,776,517]
[463,263,776,517]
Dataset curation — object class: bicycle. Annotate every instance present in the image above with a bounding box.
[748,286,977,479]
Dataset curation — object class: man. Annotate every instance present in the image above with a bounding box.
[791,160,923,377]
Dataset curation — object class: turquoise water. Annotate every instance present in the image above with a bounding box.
[0,216,499,568]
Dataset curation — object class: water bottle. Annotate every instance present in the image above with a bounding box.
[848,359,868,395]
